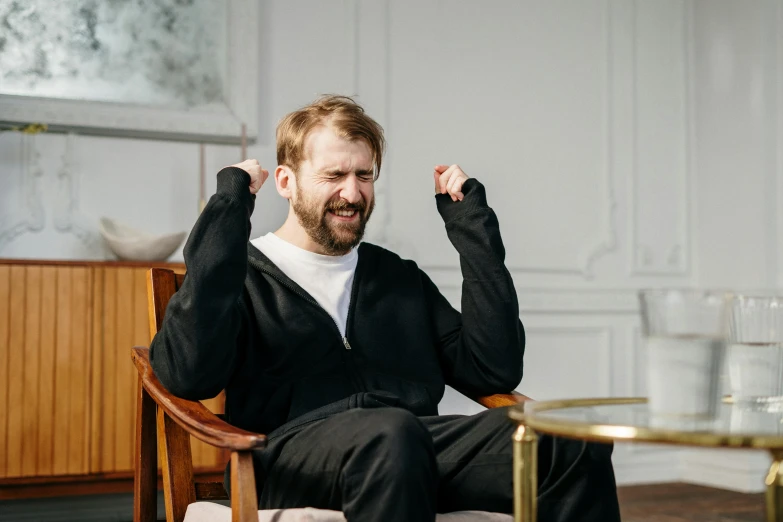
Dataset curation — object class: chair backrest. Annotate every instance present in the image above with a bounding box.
[145,268,231,522]
[147,268,186,339]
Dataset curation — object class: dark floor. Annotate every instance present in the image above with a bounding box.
[0,482,768,521]
[618,482,765,522]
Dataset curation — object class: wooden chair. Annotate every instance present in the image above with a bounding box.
[133,267,529,522]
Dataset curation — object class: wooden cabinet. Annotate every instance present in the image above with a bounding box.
[0,260,226,498]
[0,263,92,480]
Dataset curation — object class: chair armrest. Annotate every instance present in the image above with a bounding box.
[471,391,532,409]
[131,346,266,451]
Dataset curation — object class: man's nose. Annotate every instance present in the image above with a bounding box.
[339,175,362,204]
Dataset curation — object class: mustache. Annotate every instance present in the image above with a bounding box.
[325,199,366,212]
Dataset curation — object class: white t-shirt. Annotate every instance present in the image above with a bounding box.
[250,233,358,336]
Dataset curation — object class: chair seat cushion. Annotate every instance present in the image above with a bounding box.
[184,501,513,522]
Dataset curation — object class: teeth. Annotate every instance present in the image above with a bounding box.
[333,210,356,217]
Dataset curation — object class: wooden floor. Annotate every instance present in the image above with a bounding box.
[618,483,765,522]
[0,482,767,521]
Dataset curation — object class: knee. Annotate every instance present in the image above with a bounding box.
[365,408,430,444]
[355,408,434,462]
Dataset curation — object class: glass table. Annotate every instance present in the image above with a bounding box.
[508,397,783,522]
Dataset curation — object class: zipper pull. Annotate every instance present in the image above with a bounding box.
[343,337,352,350]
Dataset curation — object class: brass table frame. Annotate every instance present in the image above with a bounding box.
[508,397,783,522]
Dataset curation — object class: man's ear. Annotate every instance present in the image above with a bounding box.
[275,165,294,199]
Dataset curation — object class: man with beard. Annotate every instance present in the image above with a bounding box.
[149,95,621,522]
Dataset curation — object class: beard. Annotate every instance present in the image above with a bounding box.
[291,188,375,256]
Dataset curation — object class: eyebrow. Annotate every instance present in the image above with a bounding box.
[320,168,374,177]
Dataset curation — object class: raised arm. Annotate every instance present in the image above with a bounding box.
[425,165,525,396]
[149,162,268,400]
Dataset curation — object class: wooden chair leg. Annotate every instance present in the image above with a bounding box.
[158,408,196,522]
[134,382,158,522]
[231,451,258,522]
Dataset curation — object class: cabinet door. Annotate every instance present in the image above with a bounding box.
[90,266,140,473]
[90,266,225,474]
[0,264,93,478]
[0,263,226,480]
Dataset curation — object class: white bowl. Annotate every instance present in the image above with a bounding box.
[99,217,186,262]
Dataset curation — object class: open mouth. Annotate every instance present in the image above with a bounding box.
[327,209,359,221]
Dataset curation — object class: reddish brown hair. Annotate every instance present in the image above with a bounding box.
[276,94,386,180]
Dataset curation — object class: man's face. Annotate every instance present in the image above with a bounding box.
[290,125,376,255]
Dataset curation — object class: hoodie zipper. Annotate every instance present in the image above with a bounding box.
[249,258,364,390]
[258,265,350,345]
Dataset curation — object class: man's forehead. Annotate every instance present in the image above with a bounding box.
[303,128,373,171]
[311,155,373,172]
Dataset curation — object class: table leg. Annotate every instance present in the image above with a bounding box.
[766,451,783,522]
[513,424,538,522]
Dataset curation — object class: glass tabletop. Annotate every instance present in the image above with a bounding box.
[508,398,783,449]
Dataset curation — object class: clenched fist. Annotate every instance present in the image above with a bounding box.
[230,159,269,194]
[433,164,469,202]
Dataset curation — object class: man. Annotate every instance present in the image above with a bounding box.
[150,95,621,521]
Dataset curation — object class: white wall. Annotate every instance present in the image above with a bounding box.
[680,0,782,492]
[2,0,782,491]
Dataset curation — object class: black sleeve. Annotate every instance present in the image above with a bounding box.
[149,167,255,400]
[424,178,525,396]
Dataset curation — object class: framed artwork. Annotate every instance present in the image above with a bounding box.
[0,0,258,144]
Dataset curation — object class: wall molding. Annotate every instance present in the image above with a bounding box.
[629,0,692,277]
[355,0,392,248]
[524,326,614,397]
[374,0,619,278]
[774,0,783,289]
[579,0,619,280]
[52,133,105,255]
[512,0,621,279]
[516,289,638,314]
[506,0,619,279]
[629,325,645,398]
[0,132,106,257]
[0,132,45,253]
[434,278,640,314]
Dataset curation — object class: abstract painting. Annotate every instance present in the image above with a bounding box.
[0,0,225,108]
[0,0,257,143]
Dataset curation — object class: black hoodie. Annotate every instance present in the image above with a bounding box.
[149,167,525,438]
